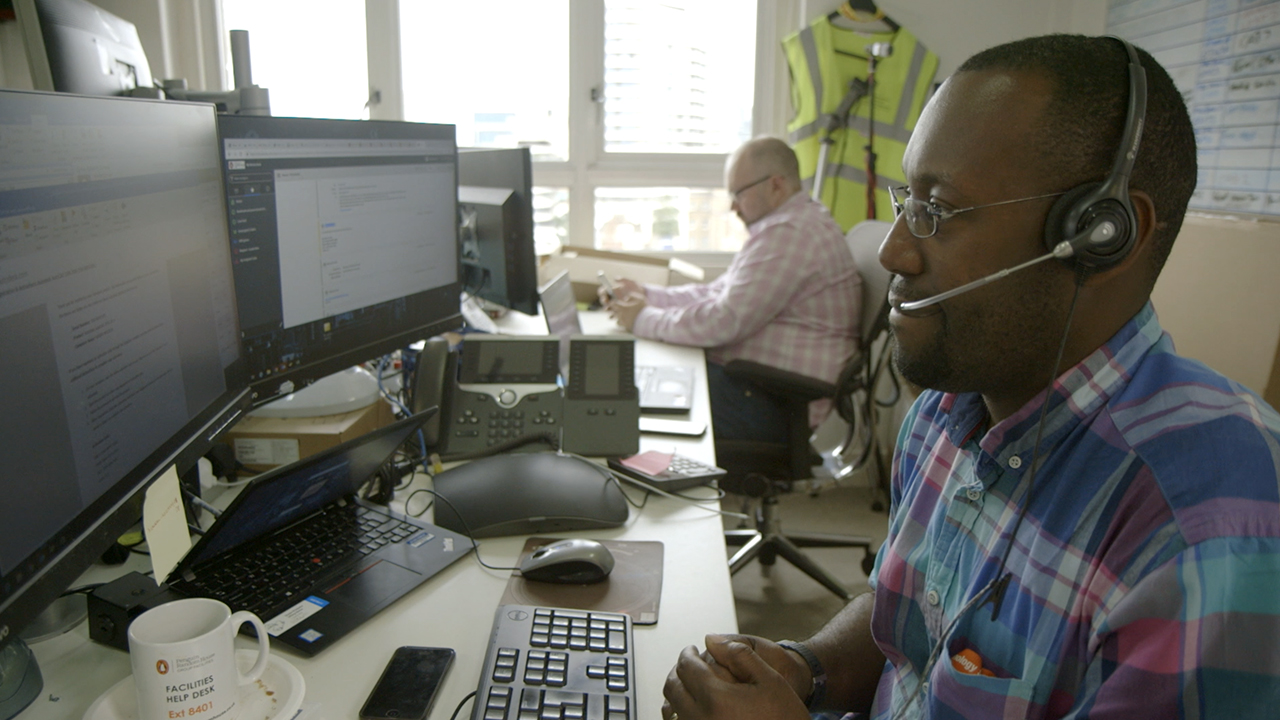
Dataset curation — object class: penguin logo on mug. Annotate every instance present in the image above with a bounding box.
[156,660,169,675]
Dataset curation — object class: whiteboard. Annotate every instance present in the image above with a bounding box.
[1109,0,1280,217]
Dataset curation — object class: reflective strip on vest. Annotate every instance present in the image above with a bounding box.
[783,18,939,231]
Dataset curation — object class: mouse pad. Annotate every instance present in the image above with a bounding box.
[500,537,664,625]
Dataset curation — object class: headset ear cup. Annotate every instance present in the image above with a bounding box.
[1042,182,1136,269]
[1043,183,1100,253]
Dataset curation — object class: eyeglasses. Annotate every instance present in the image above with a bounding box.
[889,185,1066,238]
[730,175,773,201]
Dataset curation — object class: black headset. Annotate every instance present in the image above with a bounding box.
[1042,36,1147,269]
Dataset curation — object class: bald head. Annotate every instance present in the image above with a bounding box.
[728,137,802,192]
[725,137,804,225]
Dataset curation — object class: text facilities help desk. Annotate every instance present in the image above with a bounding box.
[22,311,736,720]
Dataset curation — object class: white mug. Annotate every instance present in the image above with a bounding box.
[127,598,270,720]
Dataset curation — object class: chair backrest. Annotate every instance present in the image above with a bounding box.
[846,220,893,348]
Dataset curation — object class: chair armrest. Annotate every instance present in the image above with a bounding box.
[723,360,835,403]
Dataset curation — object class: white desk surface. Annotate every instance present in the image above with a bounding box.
[21,311,735,720]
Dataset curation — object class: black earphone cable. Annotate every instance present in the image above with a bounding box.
[891,273,1085,720]
[979,270,1085,620]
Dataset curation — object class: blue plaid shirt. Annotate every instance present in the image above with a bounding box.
[866,303,1280,719]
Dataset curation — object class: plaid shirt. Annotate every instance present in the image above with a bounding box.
[867,303,1280,719]
[632,192,860,426]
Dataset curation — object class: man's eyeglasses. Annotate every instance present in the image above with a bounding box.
[889,185,1066,238]
[730,175,773,201]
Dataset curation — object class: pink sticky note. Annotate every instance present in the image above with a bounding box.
[619,450,674,475]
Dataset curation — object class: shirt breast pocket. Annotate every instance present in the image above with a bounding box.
[922,603,1049,720]
[929,642,1041,719]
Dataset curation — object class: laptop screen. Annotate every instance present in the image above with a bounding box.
[539,271,581,376]
[176,412,433,575]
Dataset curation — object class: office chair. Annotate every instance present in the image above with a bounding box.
[827,220,898,511]
[717,220,894,600]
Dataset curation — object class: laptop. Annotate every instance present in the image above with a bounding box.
[167,410,474,656]
[539,270,695,413]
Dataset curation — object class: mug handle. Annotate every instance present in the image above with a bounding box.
[230,610,271,684]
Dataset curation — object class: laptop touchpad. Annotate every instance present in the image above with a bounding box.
[323,558,421,607]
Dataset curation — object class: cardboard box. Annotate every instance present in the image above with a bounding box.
[224,399,396,473]
[539,247,704,304]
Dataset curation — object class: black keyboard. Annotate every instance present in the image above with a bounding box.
[178,502,418,616]
[473,605,636,720]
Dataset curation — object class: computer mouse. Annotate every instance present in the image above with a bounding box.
[519,539,615,584]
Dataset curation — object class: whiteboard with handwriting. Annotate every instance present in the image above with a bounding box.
[1109,0,1280,217]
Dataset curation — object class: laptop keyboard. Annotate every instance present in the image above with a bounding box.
[475,605,635,720]
[634,365,692,411]
[179,502,419,616]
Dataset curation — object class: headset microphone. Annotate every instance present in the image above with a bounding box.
[896,219,1117,314]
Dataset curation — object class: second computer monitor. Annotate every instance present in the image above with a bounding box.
[457,147,538,316]
[218,115,464,404]
[14,0,154,96]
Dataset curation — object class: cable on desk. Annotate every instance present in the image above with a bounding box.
[606,468,750,520]
[415,488,520,572]
[375,354,429,463]
[403,487,435,517]
[181,487,223,518]
[449,690,478,720]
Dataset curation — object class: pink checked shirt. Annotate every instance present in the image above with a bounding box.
[631,192,861,426]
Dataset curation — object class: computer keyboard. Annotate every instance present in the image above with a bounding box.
[634,364,693,413]
[178,503,418,616]
[473,605,636,720]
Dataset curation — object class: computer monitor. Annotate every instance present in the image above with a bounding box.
[217,115,464,405]
[0,89,250,713]
[13,0,154,96]
[457,147,538,315]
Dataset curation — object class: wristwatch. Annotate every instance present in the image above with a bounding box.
[778,639,827,710]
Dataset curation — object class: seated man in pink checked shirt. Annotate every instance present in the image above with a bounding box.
[601,136,861,447]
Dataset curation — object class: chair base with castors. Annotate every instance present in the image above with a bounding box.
[721,473,877,601]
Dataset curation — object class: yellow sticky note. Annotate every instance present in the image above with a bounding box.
[142,465,192,585]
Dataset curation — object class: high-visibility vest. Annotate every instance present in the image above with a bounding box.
[783,17,939,231]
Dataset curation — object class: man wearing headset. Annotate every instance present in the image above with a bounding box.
[663,34,1280,720]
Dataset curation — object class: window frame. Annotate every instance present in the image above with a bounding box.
[213,0,799,250]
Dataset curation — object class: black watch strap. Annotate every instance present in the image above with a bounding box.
[778,640,827,710]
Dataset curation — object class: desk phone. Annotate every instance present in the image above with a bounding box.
[439,335,639,457]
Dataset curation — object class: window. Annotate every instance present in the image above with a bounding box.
[595,188,746,252]
[220,0,368,120]
[216,0,770,251]
[602,2,755,155]
[399,2,570,162]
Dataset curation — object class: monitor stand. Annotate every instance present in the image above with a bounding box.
[0,639,41,720]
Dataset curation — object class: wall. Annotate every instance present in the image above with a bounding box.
[1150,215,1280,401]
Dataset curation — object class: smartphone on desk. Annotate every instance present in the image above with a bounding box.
[597,270,616,300]
[360,646,455,720]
